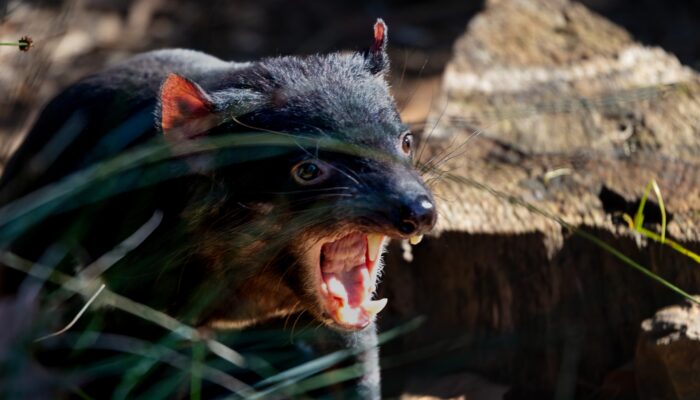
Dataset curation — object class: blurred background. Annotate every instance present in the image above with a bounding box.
[3,0,700,162]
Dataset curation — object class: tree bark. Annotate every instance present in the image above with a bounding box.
[379,0,700,397]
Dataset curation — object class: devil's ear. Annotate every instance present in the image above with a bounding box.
[159,73,218,140]
[365,18,389,75]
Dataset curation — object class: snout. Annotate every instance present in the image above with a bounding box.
[397,194,436,235]
[375,165,437,237]
[335,159,438,238]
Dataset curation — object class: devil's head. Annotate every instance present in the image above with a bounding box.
[155,20,436,331]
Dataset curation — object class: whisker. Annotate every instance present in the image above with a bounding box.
[416,103,454,170]
[257,187,352,195]
[399,57,429,114]
[419,127,483,175]
[415,83,448,165]
[327,163,362,187]
[289,310,306,343]
[398,50,411,91]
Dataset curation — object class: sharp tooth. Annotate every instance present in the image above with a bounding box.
[360,267,370,289]
[409,234,423,245]
[362,298,388,316]
[367,234,384,262]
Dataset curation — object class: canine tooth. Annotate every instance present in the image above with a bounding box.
[409,234,423,245]
[363,298,388,315]
[360,267,370,288]
[367,234,384,262]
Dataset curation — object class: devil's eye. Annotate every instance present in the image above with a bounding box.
[401,132,413,155]
[293,161,323,183]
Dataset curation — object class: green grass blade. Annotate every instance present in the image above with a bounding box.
[190,341,205,400]
[633,180,652,229]
[650,180,667,243]
[637,227,700,264]
[440,171,700,306]
[246,317,424,399]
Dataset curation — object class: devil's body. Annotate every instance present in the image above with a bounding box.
[0,21,435,398]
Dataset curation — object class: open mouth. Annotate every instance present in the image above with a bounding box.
[318,232,387,329]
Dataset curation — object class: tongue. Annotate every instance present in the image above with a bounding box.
[324,265,369,307]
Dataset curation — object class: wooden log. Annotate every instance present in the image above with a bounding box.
[379,0,700,396]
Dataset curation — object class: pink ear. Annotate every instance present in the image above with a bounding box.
[160,74,216,139]
[366,18,389,75]
[371,19,387,54]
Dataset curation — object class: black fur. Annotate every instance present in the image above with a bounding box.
[0,20,435,398]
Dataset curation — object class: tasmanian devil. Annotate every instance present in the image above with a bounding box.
[0,19,436,398]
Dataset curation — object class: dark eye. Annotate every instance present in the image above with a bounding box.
[401,132,413,156]
[293,161,323,184]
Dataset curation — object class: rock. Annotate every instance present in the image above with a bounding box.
[636,297,700,400]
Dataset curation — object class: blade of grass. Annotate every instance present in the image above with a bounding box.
[626,179,699,263]
[191,341,204,400]
[79,210,163,279]
[439,171,700,305]
[282,363,364,395]
[635,226,700,264]
[133,371,186,400]
[633,180,651,229]
[0,251,256,374]
[650,180,667,243]
[33,283,105,342]
[57,332,252,396]
[113,356,161,400]
[0,132,406,241]
[246,317,424,399]
[633,180,667,244]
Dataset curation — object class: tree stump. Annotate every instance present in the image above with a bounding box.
[379,0,700,397]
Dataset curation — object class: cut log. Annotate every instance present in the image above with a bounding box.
[379,0,700,397]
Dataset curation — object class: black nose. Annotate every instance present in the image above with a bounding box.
[397,195,437,235]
